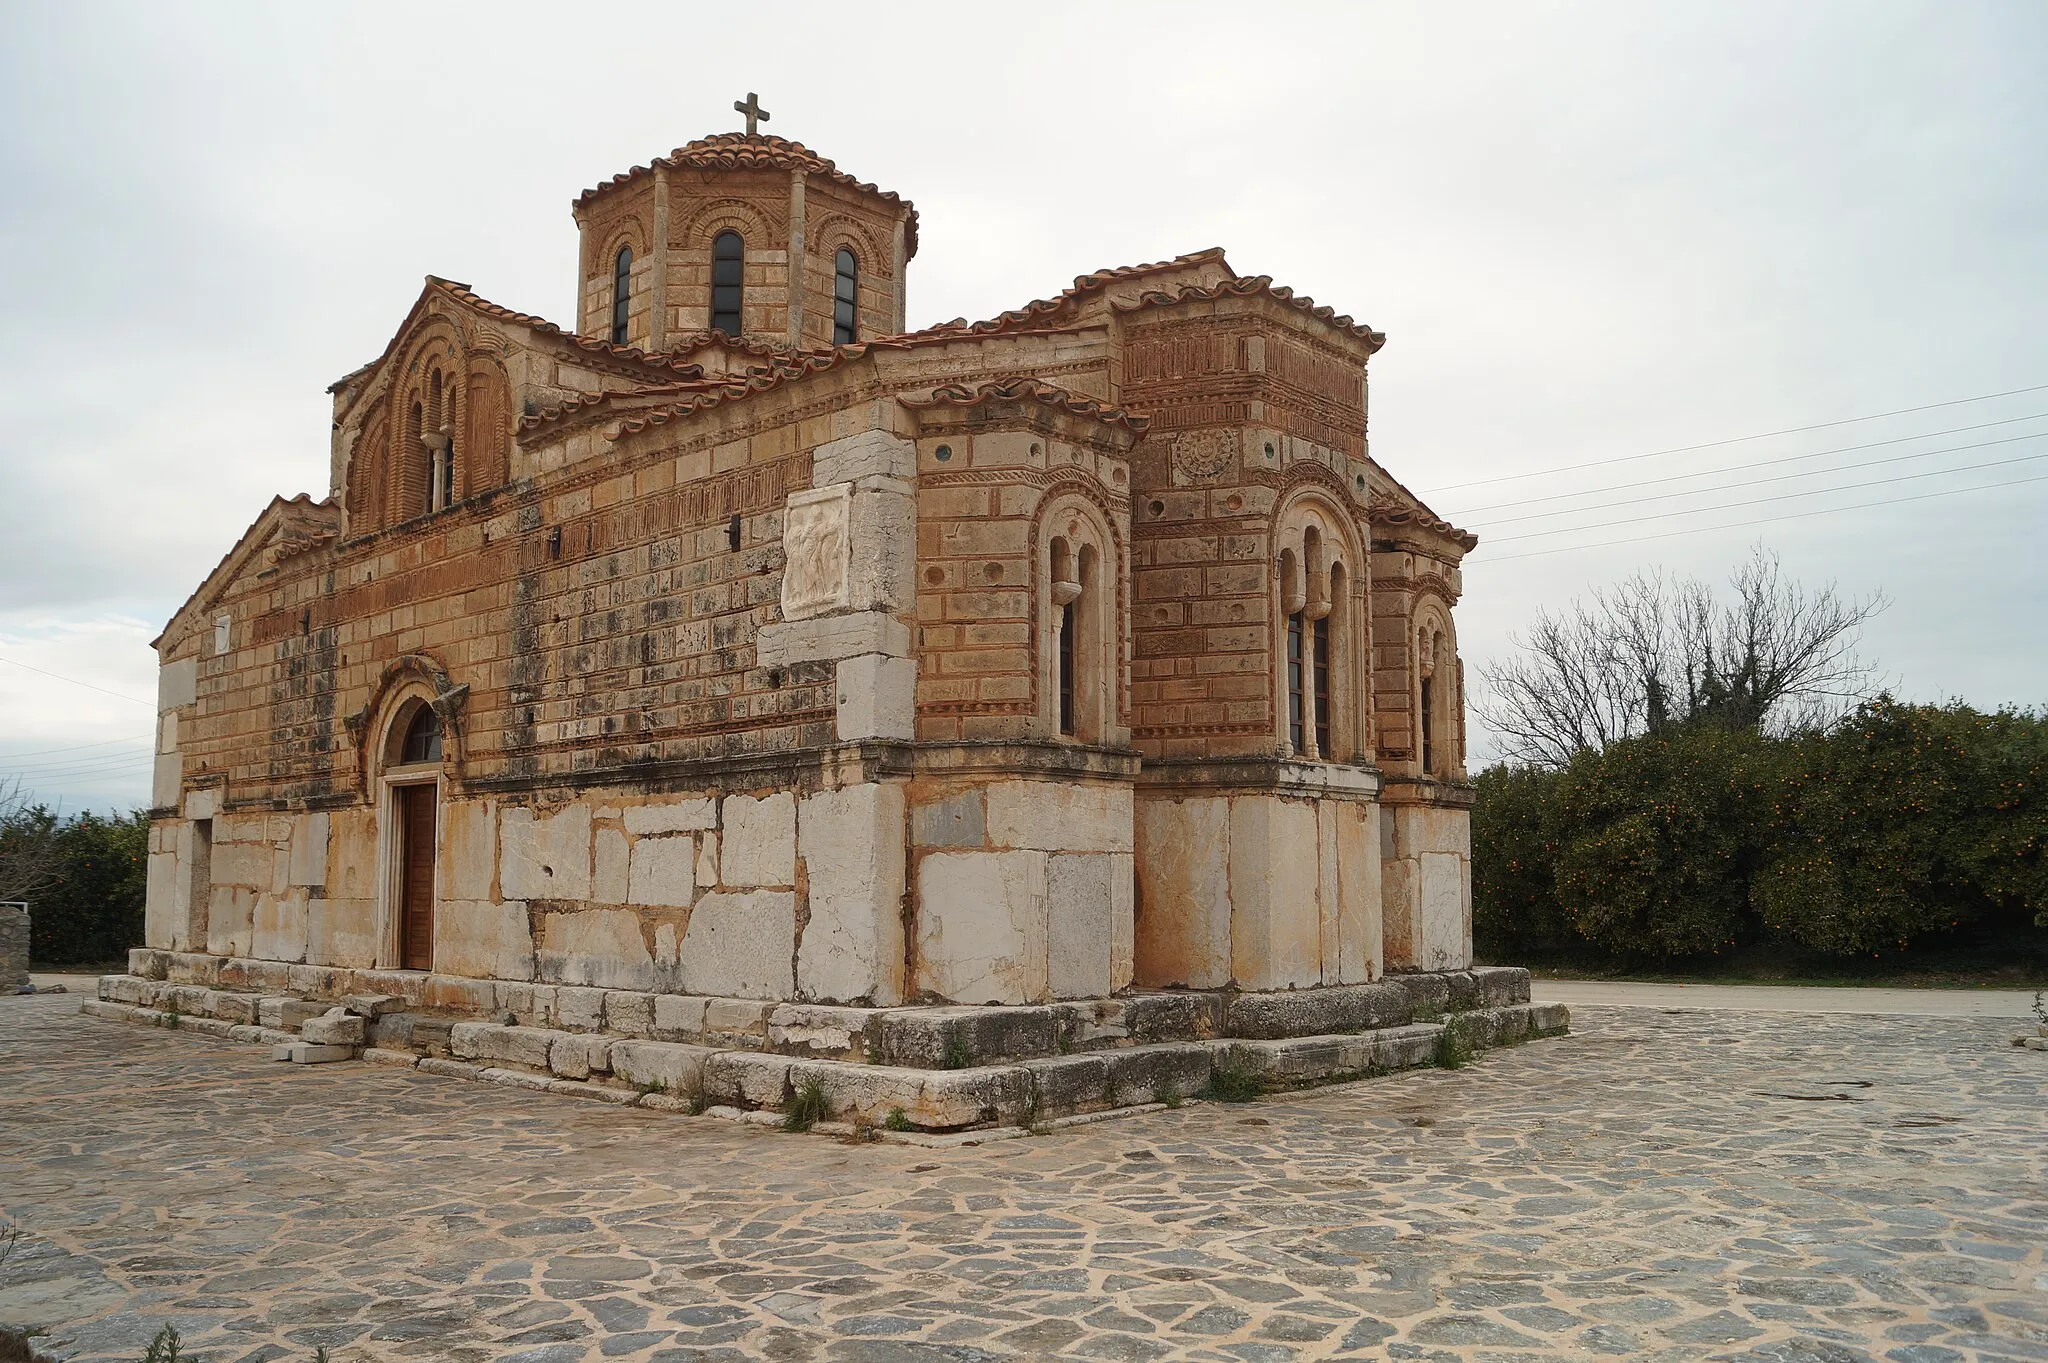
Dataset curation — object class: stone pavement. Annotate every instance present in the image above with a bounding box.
[1,992,2043,1363]
[1532,980,2046,1019]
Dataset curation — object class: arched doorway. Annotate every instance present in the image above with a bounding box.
[386,703,443,971]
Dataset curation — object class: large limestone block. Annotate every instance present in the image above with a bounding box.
[702,1051,793,1107]
[915,850,1048,1006]
[157,656,198,710]
[251,891,309,964]
[326,808,378,903]
[1133,798,1231,989]
[539,908,655,990]
[796,782,906,1005]
[151,751,182,811]
[592,828,628,904]
[755,611,910,667]
[206,886,255,958]
[1419,851,1470,971]
[438,798,495,901]
[812,428,915,485]
[834,654,916,742]
[622,799,716,835]
[986,782,1134,854]
[722,793,796,888]
[1335,800,1381,983]
[287,812,328,889]
[432,899,535,981]
[780,484,851,621]
[627,835,696,907]
[500,804,592,902]
[307,897,378,969]
[1229,797,1323,991]
[678,890,796,999]
[610,1039,715,1096]
[144,849,178,950]
[848,480,915,613]
[1045,853,1132,1001]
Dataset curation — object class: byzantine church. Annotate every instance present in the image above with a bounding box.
[143,104,1480,1013]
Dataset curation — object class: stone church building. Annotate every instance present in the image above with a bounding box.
[141,121,1481,1021]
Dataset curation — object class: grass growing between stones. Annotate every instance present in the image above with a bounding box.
[942,1034,973,1070]
[1434,1021,1473,1070]
[1205,1066,1264,1103]
[782,1076,829,1133]
[884,1106,912,1132]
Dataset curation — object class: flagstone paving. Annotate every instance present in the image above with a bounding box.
[1,993,2043,1362]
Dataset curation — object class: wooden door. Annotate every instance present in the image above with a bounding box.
[399,784,437,971]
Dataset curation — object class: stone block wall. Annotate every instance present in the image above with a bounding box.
[1380,794,1474,972]
[1133,773,1384,992]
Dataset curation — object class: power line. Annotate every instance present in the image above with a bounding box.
[1418,381,2048,495]
[1442,412,2048,518]
[1486,450,2048,545]
[1485,470,2048,563]
[1,751,157,779]
[1467,430,2048,530]
[0,735,154,760]
[0,657,153,707]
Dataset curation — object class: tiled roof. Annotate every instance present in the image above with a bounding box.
[1357,456,1475,550]
[327,277,706,400]
[575,133,920,260]
[898,378,1150,434]
[1112,277,1386,351]
[608,351,858,440]
[154,494,340,648]
[917,248,1232,337]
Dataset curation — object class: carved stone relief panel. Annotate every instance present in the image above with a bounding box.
[780,484,851,621]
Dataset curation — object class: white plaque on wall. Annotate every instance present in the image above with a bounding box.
[779,484,852,621]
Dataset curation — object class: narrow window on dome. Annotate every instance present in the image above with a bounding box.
[1287,612,1306,753]
[711,231,744,335]
[1313,615,1331,756]
[611,247,632,345]
[833,247,858,344]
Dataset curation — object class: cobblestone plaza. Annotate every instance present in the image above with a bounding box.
[2,993,2043,1361]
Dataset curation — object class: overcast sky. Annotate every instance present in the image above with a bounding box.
[3,1,2044,811]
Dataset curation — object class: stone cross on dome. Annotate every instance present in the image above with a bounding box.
[733,92,770,136]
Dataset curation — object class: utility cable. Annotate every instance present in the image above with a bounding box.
[0,657,153,707]
[1485,450,2048,545]
[1485,471,2048,562]
[1418,381,2048,495]
[1441,412,2048,518]
[1466,430,2048,530]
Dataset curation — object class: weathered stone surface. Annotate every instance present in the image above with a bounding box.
[915,849,1047,1005]
[1022,1053,1112,1117]
[1101,1043,1212,1107]
[431,899,535,982]
[677,892,795,999]
[609,1039,715,1097]
[258,997,324,1031]
[874,1005,1059,1069]
[1133,797,1232,989]
[555,986,607,1033]
[548,1032,613,1080]
[702,996,774,1043]
[626,833,696,907]
[622,798,717,836]
[300,1010,366,1046]
[500,803,593,902]
[833,653,915,741]
[278,1042,354,1065]
[537,908,654,990]
[812,427,916,486]
[603,990,654,1038]
[721,793,796,888]
[702,1050,792,1107]
[651,993,708,1041]
[986,781,1133,853]
[766,1004,880,1061]
[1472,965,1531,1006]
[754,610,909,667]
[796,782,905,1004]
[1045,852,1129,1000]
[1224,980,1413,1040]
[779,483,851,620]
[340,993,404,1018]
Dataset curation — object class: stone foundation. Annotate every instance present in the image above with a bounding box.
[88,950,1566,1136]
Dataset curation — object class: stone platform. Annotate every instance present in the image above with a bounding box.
[84,949,1566,1136]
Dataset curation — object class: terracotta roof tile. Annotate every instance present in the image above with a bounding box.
[575,133,919,260]
[916,248,1231,338]
[1112,276,1386,351]
[898,378,1150,434]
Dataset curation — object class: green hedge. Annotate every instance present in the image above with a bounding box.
[1475,700,2048,966]
[16,809,149,966]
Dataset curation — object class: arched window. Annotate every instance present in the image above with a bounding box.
[399,705,443,764]
[1042,508,1117,744]
[1420,631,1438,776]
[611,246,632,346]
[711,231,744,335]
[1275,503,1359,761]
[832,247,859,344]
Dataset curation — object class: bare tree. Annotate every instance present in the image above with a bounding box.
[1478,546,1886,768]
[0,778,62,905]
